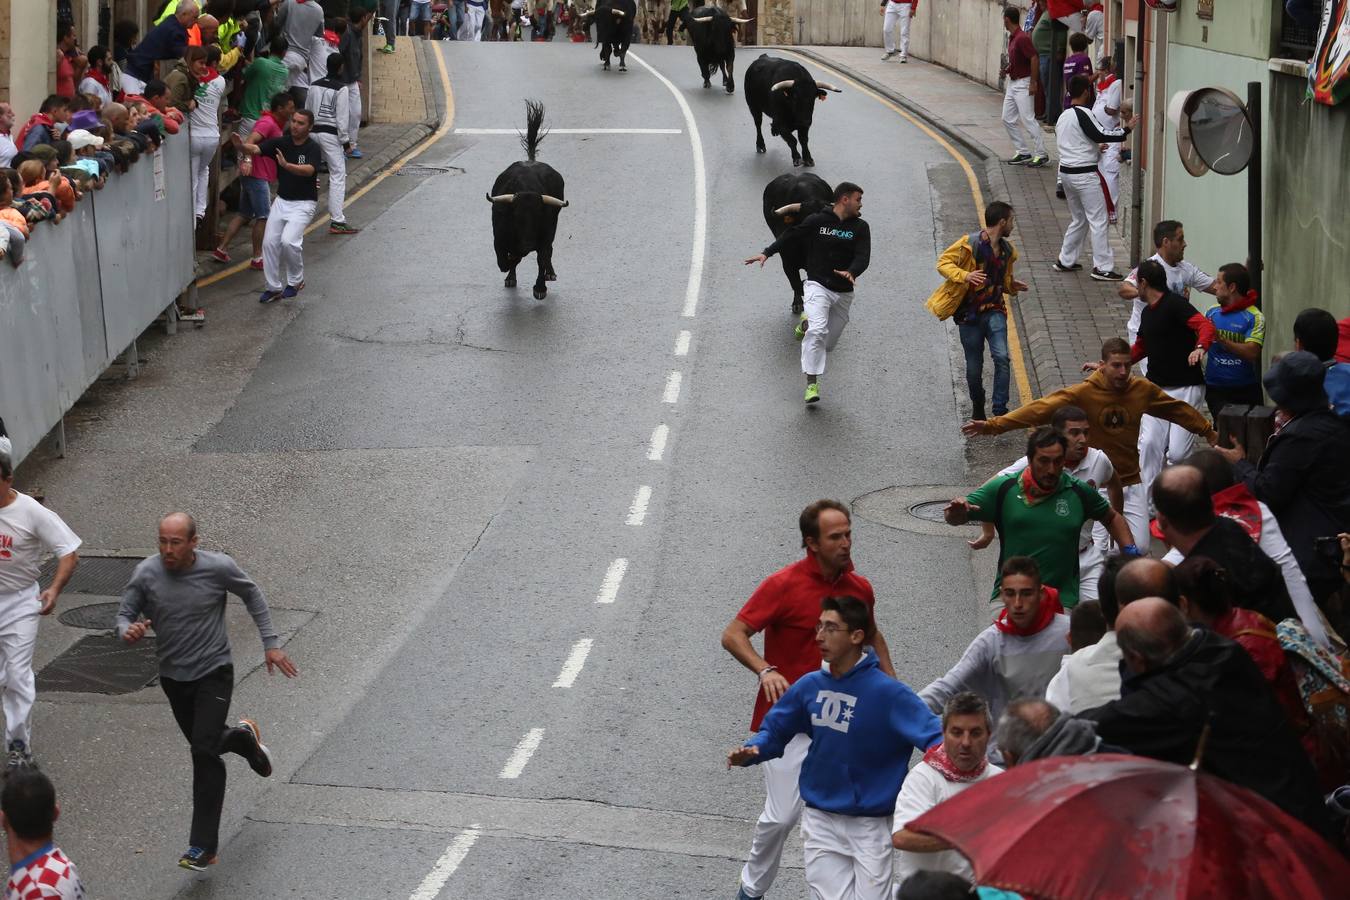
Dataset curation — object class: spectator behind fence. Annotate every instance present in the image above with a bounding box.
[187,46,228,224]
[1293,307,1350,417]
[165,45,208,114]
[54,22,85,101]
[139,80,184,134]
[2,770,85,900]
[1078,597,1332,835]
[0,172,26,267]
[66,131,106,186]
[17,161,64,224]
[125,0,201,95]
[17,97,71,153]
[239,34,291,139]
[113,18,140,68]
[0,104,16,167]
[79,46,114,107]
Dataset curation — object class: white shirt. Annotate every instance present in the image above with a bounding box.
[1161,500,1331,649]
[1044,630,1122,713]
[0,492,81,624]
[1055,104,1127,169]
[999,447,1116,550]
[892,760,1003,883]
[0,132,18,168]
[1125,253,1214,342]
[187,74,227,138]
[78,75,113,107]
[1092,77,1122,129]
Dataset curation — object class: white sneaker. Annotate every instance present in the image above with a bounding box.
[882,50,896,61]
[899,54,908,63]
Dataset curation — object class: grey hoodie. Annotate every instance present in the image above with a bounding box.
[1021,714,1104,763]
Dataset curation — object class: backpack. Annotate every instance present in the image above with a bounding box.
[1277,618,1350,785]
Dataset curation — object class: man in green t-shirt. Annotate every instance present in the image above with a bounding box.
[946,426,1140,607]
[238,35,291,138]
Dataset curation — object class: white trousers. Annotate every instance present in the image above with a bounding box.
[1138,384,1205,494]
[1078,541,1105,601]
[0,593,40,747]
[801,807,894,900]
[312,131,348,224]
[1001,77,1047,158]
[1099,144,1120,212]
[460,4,486,40]
[189,133,219,219]
[1122,482,1150,548]
[347,82,362,146]
[740,732,809,897]
[882,3,911,56]
[262,197,316,291]
[283,48,310,90]
[802,281,853,376]
[1058,170,1113,272]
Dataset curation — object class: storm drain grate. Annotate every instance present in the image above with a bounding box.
[40,555,143,595]
[58,601,122,631]
[908,501,951,523]
[396,164,461,177]
[36,634,158,694]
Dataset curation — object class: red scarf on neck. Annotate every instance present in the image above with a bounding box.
[1019,467,1058,505]
[993,586,1063,635]
[924,744,988,783]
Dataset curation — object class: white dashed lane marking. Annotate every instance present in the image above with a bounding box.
[596,558,628,604]
[662,371,683,404]
[552,639,594,688]
[407,826,481,900]
[498,728,546,779]
[626,485,652,526]
[647,424,669,461]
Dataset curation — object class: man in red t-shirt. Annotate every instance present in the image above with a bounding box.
[720,500,895,900]
[1000,6,1048,167]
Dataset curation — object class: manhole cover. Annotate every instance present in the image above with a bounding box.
[40,555,143,595]
[36,634,158,694]
[908,500,951,523]
[58,601,121,630]
[396,164,461,177]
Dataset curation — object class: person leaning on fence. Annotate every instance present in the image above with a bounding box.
[0,172,27,267]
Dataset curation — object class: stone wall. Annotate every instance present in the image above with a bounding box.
[758,0,795,45]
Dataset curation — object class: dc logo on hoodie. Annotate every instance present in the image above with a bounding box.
[811,690,858,733]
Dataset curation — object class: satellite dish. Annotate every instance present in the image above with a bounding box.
[1169,87,1254,177]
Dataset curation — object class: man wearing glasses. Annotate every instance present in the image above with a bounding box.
[720,500,895,900]
[727,596,940,900]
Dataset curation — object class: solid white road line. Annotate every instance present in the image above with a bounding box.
[627,485,652,526]
[552,639,594,688]
[662,371,683,404]
[455,127,682,134]
[629,52,707,319]
[674,330,691,356]
[499,728,546,779]
[596,558,628,604]
[408,826,481,900]
[647,423,669,461]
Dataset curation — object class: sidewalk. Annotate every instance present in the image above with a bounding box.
[195,37,438,279]
[794,45,1134,398]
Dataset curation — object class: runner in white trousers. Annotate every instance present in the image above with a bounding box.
[880,0,914,62]
[304,53,360,234]
[236,109,322,302]
[1052,74,1133,282]
[461,0,488,39]
[747,183,871,405]
[999,7,1048,166]
[0,449,79,772]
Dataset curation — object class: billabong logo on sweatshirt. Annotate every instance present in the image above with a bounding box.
[811,690,858,733]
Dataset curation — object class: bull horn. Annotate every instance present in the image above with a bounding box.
[771,79,795,92]
[815,81,842,93]
[610,8,626,15]
[687,15,708,24]
[730,16,753,23]
[773,202,802,216]
[541,195,569,208]
[486,192,516,203]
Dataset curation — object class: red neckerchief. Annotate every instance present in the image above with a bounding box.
[87,68,110,88]
[1219,289,1259,313]
[15,113,53,150]
[1212,483,1263,541]
[203,66,220,82]
[1096,73,1118,92]
[994,586,1063,635]
[924,743,988,783]
[1019,467,1057,505]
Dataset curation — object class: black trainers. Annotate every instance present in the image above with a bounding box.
[6,740,35,772]
[1005,153,1032,166]
[1056,186,1066,199]
[1051,261,1081,273]
[971,402,986,422]
[1027,156,1049,168]
[236,719,273,778]
[178,847,218,871]
[1090,268,1125,282]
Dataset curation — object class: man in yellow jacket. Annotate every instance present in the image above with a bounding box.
[926,201,1028,420]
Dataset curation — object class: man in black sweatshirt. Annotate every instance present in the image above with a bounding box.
[747,182,872,404]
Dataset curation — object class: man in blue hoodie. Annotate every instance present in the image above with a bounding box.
[729,597,941,900]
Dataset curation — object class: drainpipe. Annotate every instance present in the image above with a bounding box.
[1246,80,1262,298]
[1130,0,1145,267]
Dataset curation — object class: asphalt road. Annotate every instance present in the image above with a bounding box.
[21,40,1009,900]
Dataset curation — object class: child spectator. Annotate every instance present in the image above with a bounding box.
[2,770,86,900]
[17,160,61,224]
[0,171,26,267]
[1061,32,1092,111]
[6,165,49,229]
[16,97,71,152]
[65,131,107,187]
[26,147,78,212]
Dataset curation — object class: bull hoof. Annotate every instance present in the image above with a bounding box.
[703,81,711,89]
[619,62,627,71]
[791,297,804,316]
[505,276,517,288]
[803,157,815,167]
[533,286,547,300]
[603,61,610,70]
[756,142,766,154]
[546,272,558,282]
[725,83,734,94]
[792,157,802,167]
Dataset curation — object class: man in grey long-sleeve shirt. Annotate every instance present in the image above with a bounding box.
[118,512,298,871]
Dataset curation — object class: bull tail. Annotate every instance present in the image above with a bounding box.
[521,99,548,161]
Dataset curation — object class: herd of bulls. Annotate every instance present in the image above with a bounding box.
[488,22,843,306]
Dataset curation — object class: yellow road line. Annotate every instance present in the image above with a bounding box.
[197,43,457,290]
[779,50,1034,408]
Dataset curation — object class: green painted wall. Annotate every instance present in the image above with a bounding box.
[1264,70,1350,356]
[1167,0,1275,58]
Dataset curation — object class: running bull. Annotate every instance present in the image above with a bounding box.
[685,6,752,93]
[744,54,841,167]
[762,172,833,315]
[588,0,637,71]
[488,101,568,300]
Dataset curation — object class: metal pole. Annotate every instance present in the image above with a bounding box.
[1130,0,1146,267]
[1247,80,1263,299]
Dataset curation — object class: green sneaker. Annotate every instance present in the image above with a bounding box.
[794,314,808,341]
[804,383,820,404]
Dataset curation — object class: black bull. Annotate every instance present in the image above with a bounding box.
[489,162,568,300]
[762,173,833,315]
[744,54,841,168]
[685,6,752,94]
[592,0,637,71]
